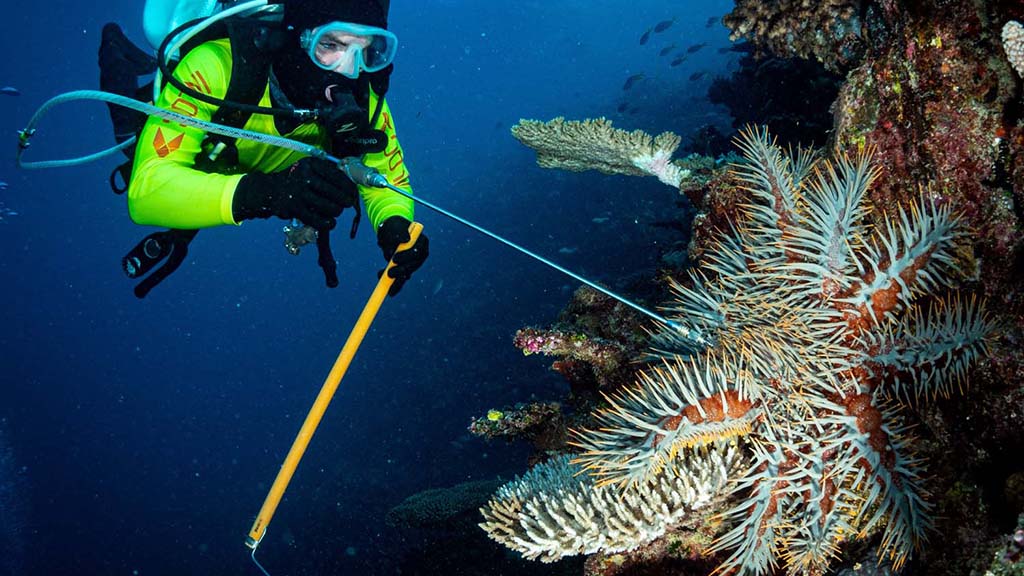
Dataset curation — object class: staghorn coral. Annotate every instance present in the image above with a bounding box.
[563,127,1000,575]
[478,445,744,563]
[512,117,691,188]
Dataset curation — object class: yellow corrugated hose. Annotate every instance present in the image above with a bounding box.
[246,222,424,555]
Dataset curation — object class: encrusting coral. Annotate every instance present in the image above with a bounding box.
[723,0,864,71]
[512,117,691,189]
[468,401,563,443]
[486,127,1000,574]
[388,479,505,529]
[513,328,631,388]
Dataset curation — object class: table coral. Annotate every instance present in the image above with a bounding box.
[512,117,691,188]
[387,479,505,529]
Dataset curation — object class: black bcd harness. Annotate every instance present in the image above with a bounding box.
[99,18,391,298]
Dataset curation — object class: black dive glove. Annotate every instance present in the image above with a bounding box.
[377,216,429,296]
[232,157,358,230]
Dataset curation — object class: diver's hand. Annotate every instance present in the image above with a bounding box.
[232,157,357,229]
[376,216,429,296]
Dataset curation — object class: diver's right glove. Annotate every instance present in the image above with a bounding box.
[377,216,429,296]
[232,157,357,230]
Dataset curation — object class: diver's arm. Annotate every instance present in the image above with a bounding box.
[359,92,415,230]
[127,40,243,229]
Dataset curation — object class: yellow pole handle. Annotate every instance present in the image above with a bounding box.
[245,222,424,549]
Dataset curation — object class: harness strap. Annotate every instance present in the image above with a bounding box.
[195,20,286,171]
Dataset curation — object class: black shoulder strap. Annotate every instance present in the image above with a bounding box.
[362,64,393,127]
[210,20,283,129]
[194,21,285,171]
[204,21,278,133]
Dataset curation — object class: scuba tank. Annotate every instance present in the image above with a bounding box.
[143,0,221,52]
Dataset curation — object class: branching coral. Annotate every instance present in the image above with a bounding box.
[479,445,744,563]
[1003,20,1024,78]
[512,117,691,188]
[497,127,998,574]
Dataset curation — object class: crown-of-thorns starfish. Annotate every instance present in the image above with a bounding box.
[568,126,998,574]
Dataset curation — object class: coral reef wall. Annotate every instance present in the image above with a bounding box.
[727,1,1024,313]
[828,1,1023,315]
[678,0,1024,573]
[472,1,1024,574]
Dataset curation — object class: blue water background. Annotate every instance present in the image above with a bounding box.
[0,1,734,573]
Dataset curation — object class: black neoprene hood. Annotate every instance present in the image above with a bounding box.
[283,0,389,31]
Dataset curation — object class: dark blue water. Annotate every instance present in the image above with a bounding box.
[0,1,734,574]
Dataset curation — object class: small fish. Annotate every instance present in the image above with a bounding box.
[592,217,610,224]
[705,16,719,28]
[0,86,19,96]
[0,181,7,190]
[558,247,578,255]
[658,44,676,57]
[689,71,707,81]
[686,42,708,54]
[617,102,628,113]
[639,28,652,45]
[653,18,675,33]
[432,279,444,295]
[622,73,644,91]
[670,56,687,67]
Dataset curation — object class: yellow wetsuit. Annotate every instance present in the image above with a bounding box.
[128,38,413,230]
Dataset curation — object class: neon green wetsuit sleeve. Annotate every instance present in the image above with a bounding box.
[360,90,415,230]
[130,38,413,231]
[128,41,242,228]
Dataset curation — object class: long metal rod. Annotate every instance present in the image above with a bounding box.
[244,224,425,552]
[358,175,706,347]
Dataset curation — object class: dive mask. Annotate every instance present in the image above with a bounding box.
[299,22,397,79]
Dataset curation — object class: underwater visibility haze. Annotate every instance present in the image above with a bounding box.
[3,0,1024,575]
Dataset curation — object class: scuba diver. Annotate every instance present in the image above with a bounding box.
[104,0,428,296]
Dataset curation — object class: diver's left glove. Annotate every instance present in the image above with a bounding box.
[376,216,429,296]
[232,157,357,230]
